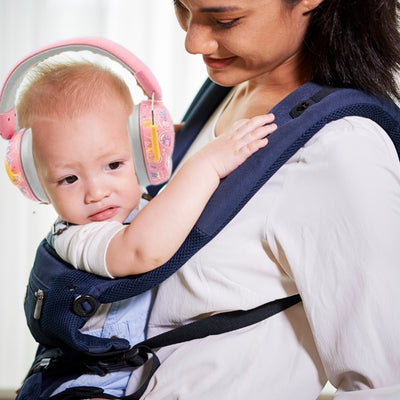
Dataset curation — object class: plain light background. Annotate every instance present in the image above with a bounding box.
[0,1,336,397]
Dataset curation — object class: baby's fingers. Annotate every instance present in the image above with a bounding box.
[238,118,277,148]
[234,119,277,160]
[230,113,275,133]
[206,113,278,179]
[232,113,275,130]
[233,113,276,137]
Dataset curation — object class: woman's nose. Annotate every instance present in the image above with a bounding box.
[184,23,218,55]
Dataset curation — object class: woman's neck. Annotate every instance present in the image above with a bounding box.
[214,78,305,137]
[214,55,312,136]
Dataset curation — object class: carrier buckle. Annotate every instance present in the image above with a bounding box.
[85,346,150,375]
[37,357,51,370]
[28,356,57,376]
[72,294,99,317]
[124,346,150,368]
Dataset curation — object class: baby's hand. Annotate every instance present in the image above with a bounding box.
[199,113,277,179]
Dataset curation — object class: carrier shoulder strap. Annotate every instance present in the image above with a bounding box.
[19,82,400,400]
[25,81,400,355]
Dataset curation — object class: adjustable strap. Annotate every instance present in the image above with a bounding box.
[46,386,116,400]
[142,293,301,349]
[37,294,301,400]
[289,87,339,118]
[123,294,301,400]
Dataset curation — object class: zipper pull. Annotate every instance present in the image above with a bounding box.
[34,289,44,320]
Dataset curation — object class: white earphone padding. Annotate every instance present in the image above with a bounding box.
[21,129,49,202]
[128,107,149,188]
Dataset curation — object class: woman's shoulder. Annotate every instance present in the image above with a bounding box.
[302,115,399,169]
[268,115,400,225]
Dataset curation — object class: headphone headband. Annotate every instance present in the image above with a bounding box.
[0,37,162,139]
[0,38,174,202]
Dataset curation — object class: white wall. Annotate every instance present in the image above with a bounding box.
[0,0,207,391]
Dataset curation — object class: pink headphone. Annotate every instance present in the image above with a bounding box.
[0,38,175,202]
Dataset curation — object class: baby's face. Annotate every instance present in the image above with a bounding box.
[32,100,141,225]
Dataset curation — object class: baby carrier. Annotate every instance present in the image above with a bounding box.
[17,81,400,399]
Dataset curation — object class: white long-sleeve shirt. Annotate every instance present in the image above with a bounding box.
[127,115,400,399]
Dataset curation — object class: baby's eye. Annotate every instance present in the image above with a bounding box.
[59,175,77,185]
[107,161,122,170]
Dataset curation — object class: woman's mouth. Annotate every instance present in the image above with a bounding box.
[89,206,119,222]
[203,56,236,69]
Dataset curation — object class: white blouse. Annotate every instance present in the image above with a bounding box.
[127,113,400,399]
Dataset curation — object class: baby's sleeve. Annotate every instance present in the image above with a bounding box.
[53,221,126,278]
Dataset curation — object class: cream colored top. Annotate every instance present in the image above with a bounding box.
[127,109,400,399]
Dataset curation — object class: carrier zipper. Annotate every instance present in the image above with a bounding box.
[34,289,44,320]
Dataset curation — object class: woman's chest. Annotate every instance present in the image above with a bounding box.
[149,167,298,327]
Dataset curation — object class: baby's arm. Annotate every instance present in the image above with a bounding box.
[108,113,276,276]
[55,114,276,277]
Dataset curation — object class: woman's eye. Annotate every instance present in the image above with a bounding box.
[108,161,122,170]
[59,175,77,185]
[173,0,189,29]
[216,18,239,29]
[173,0,186,11]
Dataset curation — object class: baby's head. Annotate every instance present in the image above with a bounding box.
[16,59,142,224]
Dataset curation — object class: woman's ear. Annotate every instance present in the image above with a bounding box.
[301,0,324,13]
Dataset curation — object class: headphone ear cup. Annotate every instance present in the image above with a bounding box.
[5,128,48,202]
[5,128,35,200]
[128,100,175,187]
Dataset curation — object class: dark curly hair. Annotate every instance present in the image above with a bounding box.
[295,0,400,101]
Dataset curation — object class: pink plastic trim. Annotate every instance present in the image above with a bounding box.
[139,101,175,185]
[0,37,162,100]
[0,38,163,139]
[5,129,38,201]
[0,108,17,139]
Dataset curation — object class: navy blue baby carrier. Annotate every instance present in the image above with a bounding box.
[16,81,400,399]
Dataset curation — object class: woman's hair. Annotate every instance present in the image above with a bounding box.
[291,0,400,101]
[17,59,134,127]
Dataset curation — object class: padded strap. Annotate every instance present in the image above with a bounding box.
[25,83,400,355]
[20,82,400,400]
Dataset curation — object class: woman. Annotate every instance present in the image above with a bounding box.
[130,0,400,399]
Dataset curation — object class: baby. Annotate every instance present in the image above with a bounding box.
[13,55,276,397]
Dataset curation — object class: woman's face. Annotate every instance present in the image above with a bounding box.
[174,0,315,87]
